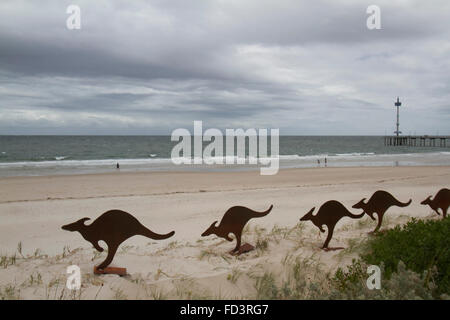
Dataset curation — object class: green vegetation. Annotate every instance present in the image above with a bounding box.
[252,256,329,299]
[0,284,20,300]
[332,217,449,299]
[0,253,17,268]
[330,260,439,300]
[227,267,243,284]
[251,217,449,299]
[361,217,449,297]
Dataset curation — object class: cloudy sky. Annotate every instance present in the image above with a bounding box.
[0,0,449,135]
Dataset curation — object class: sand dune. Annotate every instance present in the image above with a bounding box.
[0,166,448,299]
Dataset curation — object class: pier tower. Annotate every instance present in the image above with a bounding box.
[394,97,402,136]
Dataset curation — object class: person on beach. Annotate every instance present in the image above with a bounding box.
[317,159,321,167]
[116,162,120,169]
[325,157,327,167]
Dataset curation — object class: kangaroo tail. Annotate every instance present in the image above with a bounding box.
[346,209,365,219]
[141,227,175,240]
[250,205,273,218]
[396,198,412,207]
[386,192,412,207]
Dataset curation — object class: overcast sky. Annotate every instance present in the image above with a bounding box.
[0,0,449,135]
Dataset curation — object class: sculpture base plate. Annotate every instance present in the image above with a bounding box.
[230,243,255,256]
[322,247,344,252]
[94,266,127,276]
[368,229,386,235]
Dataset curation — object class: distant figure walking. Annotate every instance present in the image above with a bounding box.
[324,157,327,167]
[116,162,120,169]
[317,159,321,167]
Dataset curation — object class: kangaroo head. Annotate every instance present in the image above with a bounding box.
[61,217,90,232]
[352,198,367,209]
[201,221,218,237]
[420,196,432,206]
[300,207,315,222]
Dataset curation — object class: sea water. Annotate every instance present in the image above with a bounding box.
[0,136,448,177]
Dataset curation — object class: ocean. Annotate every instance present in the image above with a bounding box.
[0,136,449,177]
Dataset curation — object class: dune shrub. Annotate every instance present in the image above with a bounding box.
[361,217,449,297]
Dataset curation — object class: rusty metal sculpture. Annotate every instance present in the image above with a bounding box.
[421,188,449,218]
[300,200,364,251]
[353,190,411,233]
[201,205,273,255]
[62,209,175,275]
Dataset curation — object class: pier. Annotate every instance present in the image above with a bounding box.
[384,97,449,147]
[384,135,450,147]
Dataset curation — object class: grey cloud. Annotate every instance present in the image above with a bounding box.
[0,0,449,135]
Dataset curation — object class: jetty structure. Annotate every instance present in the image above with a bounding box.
[384,97,449,147]
[384,135,449,147]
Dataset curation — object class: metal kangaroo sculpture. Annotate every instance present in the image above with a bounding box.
[421,188,449,218]
[201,205,273,255]
[62,209,175,270]
[300,200,364,251]
[353,190,411,233]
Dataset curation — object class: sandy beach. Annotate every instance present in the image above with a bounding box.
[0,166,448,299]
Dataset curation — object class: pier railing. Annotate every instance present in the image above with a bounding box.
[384,135,449,147]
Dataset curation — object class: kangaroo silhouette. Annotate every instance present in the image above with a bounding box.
[201,205,273,254]
[421,188,449,218]
[61,209,175,270]
[353,190,412,233]
[300,200,364,250]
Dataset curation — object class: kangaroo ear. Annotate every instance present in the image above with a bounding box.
[356,198,367,205]
[201,220,218,237]
[300,207,315,221]
[79,217,91,225]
